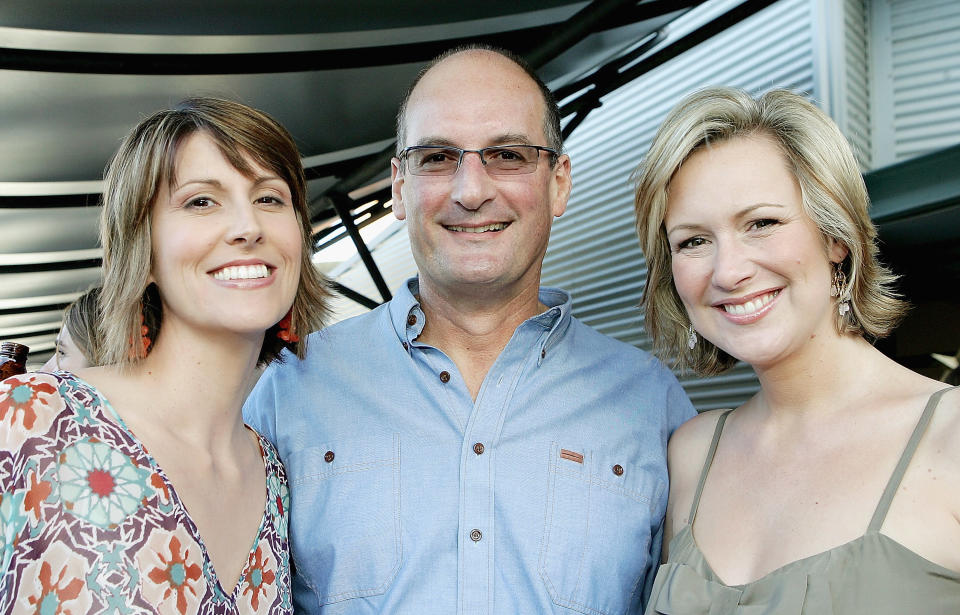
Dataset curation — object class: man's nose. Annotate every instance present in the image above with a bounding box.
[450,151,496,210]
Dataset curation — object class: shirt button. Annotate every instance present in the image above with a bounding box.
[401,341,408,350]
[407,314,417,326]
[612,464,624,476]
[473,442,485,455]
[324,451,335,463]
[541,349,546,359]
[439,371,450,383]
[470,529,482,542]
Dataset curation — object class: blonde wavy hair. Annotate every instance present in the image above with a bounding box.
[633,87,906,375]
[99,97,330,366]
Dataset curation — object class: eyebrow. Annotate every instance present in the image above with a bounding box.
[413,133,535,148]
[174,174,285,192]
[666,203,786,235]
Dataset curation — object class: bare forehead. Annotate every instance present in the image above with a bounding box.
[406,51,547,126]
[418,50,533,87]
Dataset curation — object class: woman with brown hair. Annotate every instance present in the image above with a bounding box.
[0,97,329,613]
[634,87,959,613]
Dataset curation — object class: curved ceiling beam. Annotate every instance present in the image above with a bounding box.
[0,5,584,54]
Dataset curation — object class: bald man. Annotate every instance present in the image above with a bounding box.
[245,45,694,615]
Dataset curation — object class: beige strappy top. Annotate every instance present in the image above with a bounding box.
[646,387,960,615]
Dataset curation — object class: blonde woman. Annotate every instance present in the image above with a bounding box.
[41,286,103,372]
[634,87,959,614]
[0,98,328,613]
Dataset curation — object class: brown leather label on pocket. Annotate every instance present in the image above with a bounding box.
[560,448,584,464]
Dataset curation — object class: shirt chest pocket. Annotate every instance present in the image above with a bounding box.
[286,433,401,607]
[539,442,665,615]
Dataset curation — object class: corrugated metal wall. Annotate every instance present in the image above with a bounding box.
[327,0,822,411]
[871,0,960,166]
[844,0,873,167]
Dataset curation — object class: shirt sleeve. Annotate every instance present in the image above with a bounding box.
[667,375,697,430]
[243,365,280,446]
[640,513,666,610]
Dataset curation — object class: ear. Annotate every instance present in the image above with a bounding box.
[390,157,406,221]
[549,153,572,218]
[828,237,849,264]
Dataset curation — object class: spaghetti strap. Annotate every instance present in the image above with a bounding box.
[688,409,734,524]
[868,387,956,532]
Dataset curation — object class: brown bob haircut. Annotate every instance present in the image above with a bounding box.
[99,96,330,366]
[633,87,905,376]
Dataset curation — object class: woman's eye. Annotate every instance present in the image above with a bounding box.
[256,195,286,206]
[676,236,707,251]
[750,218,779,231]
[185,197,214,209]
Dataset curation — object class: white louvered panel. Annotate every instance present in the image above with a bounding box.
[845,0,872,167]
[543,0,817,411]
[873,0,960,164]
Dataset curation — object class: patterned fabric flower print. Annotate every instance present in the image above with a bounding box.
[265,469,289,538]
[136,527,207,615]
[239,539,278,612]
[0,490,28,574]
[0,373,64,450]
[16,542,93,614]
[23,465,53,524]
[56,437,151,529]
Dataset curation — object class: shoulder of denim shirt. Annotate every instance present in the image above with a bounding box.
[561,313,696,426]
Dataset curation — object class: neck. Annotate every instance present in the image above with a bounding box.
[418,276,544,351]
[121,323,262,451]
[750,332,883,418]
[416,276,547,399]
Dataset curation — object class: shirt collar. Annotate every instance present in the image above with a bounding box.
[388,276,572,359]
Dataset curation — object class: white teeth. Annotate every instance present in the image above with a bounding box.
[446,223,508,233]
[213,264,269,281]
[722,290,779,315]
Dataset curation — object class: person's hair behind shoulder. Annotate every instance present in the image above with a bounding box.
[633,86,906,376]
[99,96,330,367]
[64,286,103,366]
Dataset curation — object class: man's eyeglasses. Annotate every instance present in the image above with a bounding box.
[399,145,557,176]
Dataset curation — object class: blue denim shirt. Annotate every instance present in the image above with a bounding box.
[244,277,694,615]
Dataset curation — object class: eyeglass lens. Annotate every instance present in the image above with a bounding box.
[406,145,544,176]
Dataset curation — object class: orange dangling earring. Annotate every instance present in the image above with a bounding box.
[128,307,153,360]
[276,309,299,343]
[139,311,152,352]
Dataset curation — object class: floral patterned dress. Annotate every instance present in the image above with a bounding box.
[0,371,292,614]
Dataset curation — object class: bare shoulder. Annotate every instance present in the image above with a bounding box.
[922,384,960,450]
[667,409,730,524]
[668,409,730,468]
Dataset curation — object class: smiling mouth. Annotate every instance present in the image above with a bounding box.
[444,222,510,233]
[720,290,780,315]
[212,264,271,281]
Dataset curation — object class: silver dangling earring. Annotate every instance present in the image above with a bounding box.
[831,263,851,316]
[687,324,698,350]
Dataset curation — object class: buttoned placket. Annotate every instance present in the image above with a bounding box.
[458,310,562,615]
[401,298,563,614]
